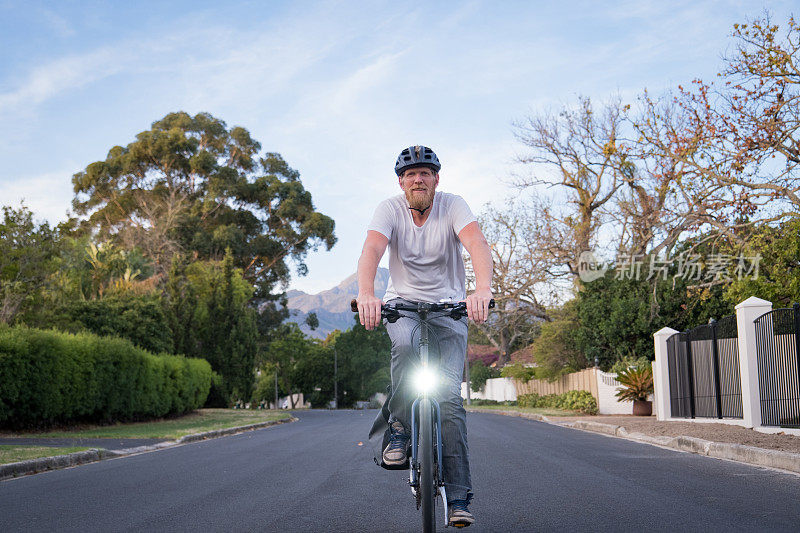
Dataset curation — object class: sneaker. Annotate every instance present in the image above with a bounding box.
[382,421,409,466]
[448,495,475,528]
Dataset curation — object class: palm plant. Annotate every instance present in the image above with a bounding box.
[615,365,654,402]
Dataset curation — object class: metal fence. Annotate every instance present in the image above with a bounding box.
[666,331,693,418]
[666,314,743,420]
[753,304,800,428]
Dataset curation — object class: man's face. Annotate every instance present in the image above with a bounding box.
[399,166,439,211]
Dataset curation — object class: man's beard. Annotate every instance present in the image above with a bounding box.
[405,186,436,212]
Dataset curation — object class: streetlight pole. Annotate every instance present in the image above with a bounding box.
[465,357,472,406]
[274,364,279,410]
[333,346,338,409]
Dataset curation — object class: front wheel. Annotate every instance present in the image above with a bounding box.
[419,398,436,533]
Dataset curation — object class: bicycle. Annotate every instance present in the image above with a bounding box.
[351,298,494,532]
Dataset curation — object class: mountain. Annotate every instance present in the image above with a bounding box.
[286,268,390,338]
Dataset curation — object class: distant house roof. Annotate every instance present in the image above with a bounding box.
[467,344,500,366]
[509,344,536,364]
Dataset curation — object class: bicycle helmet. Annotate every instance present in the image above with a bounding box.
[394,145,441,176]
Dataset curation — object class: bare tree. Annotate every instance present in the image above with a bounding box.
[466,202,556,366]
[512,96,633,276]
[620,95,748,259]
[637,13,800,234]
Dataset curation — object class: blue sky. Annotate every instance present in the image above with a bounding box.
[0,0,795,294]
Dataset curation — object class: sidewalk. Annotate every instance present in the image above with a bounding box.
[549,415,800,454]
[468,408,800,475]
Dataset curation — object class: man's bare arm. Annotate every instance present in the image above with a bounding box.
[458,221,494,323]
[356,230,389,330]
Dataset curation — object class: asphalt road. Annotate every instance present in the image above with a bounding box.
[2,409,799,532]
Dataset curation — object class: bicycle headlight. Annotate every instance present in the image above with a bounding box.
[414,367,438,393]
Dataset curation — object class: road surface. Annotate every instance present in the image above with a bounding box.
[2,409,799,532]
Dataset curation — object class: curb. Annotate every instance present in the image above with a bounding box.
[467,408,548,422]
[467,408,800,476]
[175,417,296,444]
[0,416,296,481]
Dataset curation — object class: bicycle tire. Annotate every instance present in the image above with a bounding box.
[420,399,436,532]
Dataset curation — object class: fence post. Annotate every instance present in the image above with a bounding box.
[653,327,679,421]
[794,303,800,398]
[709,319,723,419]
[735,296,772,429]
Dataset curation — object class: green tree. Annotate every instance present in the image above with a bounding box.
[164,248,259,405]
[574,261,730,370]
[0,205,60,324]
[725,218,800,307]
[469,360,500,392]
[330,318,391,408]
[42,237,157,305]
[71,111,336,299]
[530,300,588,380]
[291,341,335,408]
[263,322,315,408]
[305,312,319,331]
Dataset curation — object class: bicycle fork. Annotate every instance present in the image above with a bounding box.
[409,397,444,486]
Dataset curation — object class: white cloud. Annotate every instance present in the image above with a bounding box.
[329,51,406,112]
[0,170,74,225]
[0,48,120,114]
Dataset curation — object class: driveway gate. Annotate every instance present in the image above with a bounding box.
[753,304,800,428]
[666,315,743,419]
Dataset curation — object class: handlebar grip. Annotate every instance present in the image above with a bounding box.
[489,299,495,309]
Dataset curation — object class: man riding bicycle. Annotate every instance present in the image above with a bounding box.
[355,145,493,528]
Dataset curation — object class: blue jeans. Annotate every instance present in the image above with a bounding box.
[378,298,472,501]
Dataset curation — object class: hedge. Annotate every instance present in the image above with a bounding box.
[0,325,213,428]
[517,390,598,415]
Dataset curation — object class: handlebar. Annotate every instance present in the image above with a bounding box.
[350,298,495,323]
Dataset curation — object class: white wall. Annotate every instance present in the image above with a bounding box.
[596,370,632,415]
[461,377,517,402]
[269,393,307,409]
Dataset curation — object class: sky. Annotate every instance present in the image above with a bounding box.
[0,0,796,294]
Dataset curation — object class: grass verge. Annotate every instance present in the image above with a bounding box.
[1,409,291,440]
[467,405,581,417]
[0,445,92,464]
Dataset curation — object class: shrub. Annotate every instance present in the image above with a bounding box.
[517,390,598,414]
[469,360,501,392]
[469,399,516,407]
[559,390,599,414]
[50,295,174,355]
[500,363,538,383]
[0,325,213,428]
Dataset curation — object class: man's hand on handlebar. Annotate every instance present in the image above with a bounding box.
[356,293,383,330]
[465,288,493,324]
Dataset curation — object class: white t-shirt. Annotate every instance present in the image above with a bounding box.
[368,191,477,303]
